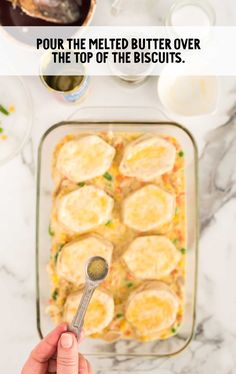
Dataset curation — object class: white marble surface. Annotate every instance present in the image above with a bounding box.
[1,1,236,373]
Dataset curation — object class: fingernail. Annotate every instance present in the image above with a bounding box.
[60,333,73,348]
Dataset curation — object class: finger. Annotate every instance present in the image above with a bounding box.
[48,332,84,373]
[78,354,88,374]
[47,358,57,373]
[32,323,68,362]
[22,324,67,374]
[48,353,86,373]
[86,359,93,374]
[57,333,78,374]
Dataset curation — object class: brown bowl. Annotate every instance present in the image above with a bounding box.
[0,0,96,27]
[0,0,96,46]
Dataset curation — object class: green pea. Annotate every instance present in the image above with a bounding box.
[48,224,54,236]
[103,172,113,181]
[116,313,123,318]
[78,182,85,187]
[52,289,58,301]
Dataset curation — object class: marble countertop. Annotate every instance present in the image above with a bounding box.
[1,1,236,373]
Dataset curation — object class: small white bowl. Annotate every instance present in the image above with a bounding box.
[157,65,219,118]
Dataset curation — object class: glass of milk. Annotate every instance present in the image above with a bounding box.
[165,0,215,27]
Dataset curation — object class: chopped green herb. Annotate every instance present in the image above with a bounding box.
[0,104,9,116]
[175,207,179,215]
[178,150,184,157]
[58,243,66,251]
[48,224,54,236]
[171,327,177,334]
[54,253,59,263]
[52,289,58,301]
[127,282,133,288]
[180,248,186,255]
[116,313,123,318]
[0,127,3,133]
[54,243,66,263]
[105,220,112,226]
[172,238,179,245]
[103,172,113,181]
[78,182,85,187]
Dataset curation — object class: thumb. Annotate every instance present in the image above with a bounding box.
[57,333,78,374]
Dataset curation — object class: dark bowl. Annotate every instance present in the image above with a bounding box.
[0,0,95,26]
[0,0,96,44]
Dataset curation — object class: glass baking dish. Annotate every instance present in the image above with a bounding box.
[36,107,198,368]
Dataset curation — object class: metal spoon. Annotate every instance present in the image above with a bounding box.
[69,256,109,339]
[10,0,81,24]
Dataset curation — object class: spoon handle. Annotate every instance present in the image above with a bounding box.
[69,283,96,339]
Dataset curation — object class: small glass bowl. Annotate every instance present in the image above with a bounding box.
[165,0,216,27]
[0,76,32,166]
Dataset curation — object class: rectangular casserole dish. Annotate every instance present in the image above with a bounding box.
[36,107,198,365]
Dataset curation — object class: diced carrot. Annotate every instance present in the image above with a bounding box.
[116,143,124,150]
[162,173,169,183]
[127,272,135,280]
[163,135,172,142]
[176,192,185,204]
[116,175,124,182]
[177,229,183,242]
[125,330,131,336]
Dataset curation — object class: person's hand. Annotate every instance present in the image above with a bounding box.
[21,323,93,374]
